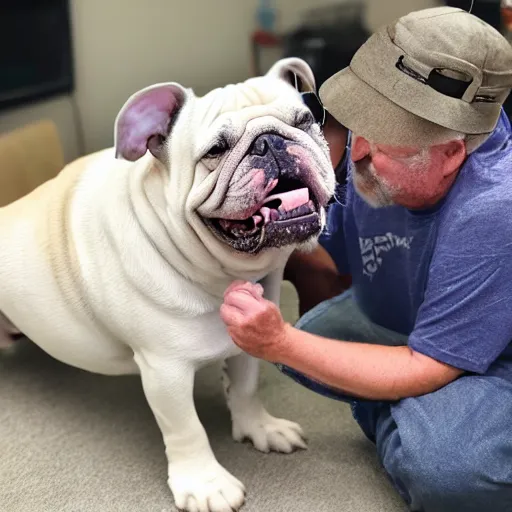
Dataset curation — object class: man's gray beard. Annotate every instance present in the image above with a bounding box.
[352,159,395,208]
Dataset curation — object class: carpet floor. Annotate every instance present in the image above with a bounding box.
[0,283,407,512]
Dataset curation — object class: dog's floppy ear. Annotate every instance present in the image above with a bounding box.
[266,57,316,93]
[114,83,188,161]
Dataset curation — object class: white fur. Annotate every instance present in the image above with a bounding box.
[0,60,334,512]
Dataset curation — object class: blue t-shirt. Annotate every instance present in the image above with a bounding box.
[320,110,512,382]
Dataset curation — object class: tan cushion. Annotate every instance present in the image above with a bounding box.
[0,120,64,207]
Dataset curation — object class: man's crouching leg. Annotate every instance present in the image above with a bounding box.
[277,289,512,511]
[375,375,512,512]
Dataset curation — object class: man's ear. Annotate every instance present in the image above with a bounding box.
[266,57,316,93]
[114,83,189,162]
[438,138,467,177]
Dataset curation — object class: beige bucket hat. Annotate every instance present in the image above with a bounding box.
[319,7,512,149]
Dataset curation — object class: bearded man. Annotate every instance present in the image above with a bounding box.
[220,7,512,512]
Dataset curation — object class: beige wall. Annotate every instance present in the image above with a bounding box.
[365,0,442,30]
[0,0,440,162]
[277,0,440,31]
[0,0,259,161]
[70,0,259,155]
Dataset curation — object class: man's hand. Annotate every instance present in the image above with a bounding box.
[221,279,463,400]
[220,281,290,361]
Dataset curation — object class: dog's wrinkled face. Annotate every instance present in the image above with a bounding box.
[195,97,333,254]
[114,58,335,256]
[204,133,324,252]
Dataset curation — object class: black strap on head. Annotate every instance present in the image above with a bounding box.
[395,55,473,100]
[300,91,326,126]
[426,68,472,99]
[291,71,327,126]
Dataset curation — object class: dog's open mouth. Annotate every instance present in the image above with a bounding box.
[209,175,321,253]
[217,179,317,237]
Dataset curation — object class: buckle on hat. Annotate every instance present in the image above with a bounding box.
[396,55,474,100]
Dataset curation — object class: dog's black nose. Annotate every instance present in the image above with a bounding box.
[249,134,285,157]
[250,136,269,157]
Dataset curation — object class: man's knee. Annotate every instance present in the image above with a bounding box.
[381,430,506,510]
[295,289,406,345]
[295,290,364,340]
[376,377,512,511]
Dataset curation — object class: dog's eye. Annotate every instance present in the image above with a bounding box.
[205,141,228,159]
[295,110,315,130]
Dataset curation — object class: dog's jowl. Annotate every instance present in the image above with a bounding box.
[0,58,335,512]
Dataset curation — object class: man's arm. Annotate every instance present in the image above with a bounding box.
[220,282,463,401]
[277,325,463,400]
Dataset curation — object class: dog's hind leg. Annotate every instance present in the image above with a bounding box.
[0,311,21,349]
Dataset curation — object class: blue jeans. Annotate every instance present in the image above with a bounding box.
[276,289,512,512]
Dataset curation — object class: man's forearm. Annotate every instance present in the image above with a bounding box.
[276,326,463,401]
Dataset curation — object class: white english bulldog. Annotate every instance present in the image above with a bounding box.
[0,58,334,511]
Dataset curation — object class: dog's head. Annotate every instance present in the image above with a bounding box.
[114,58,335,262]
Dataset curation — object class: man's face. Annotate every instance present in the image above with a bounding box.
[350,135,462,210]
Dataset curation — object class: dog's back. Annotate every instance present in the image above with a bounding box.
[0,151,94,301]
[0,150,139,372]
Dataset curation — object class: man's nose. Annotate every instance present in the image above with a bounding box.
[351,136,371,162]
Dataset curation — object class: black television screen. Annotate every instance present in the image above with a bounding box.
[0,0,74,111]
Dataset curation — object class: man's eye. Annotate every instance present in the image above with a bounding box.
[205,141,228,159]
[378,148,418,159]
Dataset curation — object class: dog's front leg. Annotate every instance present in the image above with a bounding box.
[134,348,245,512]
[223,267,307,453]
[223,353,307,453]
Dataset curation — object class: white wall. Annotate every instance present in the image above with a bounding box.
[70,0,259,155]
[0,0,440,162]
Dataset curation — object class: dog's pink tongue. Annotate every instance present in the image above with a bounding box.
[264,188,309,212]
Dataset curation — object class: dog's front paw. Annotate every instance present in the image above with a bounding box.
[168,460,246,512]
[232,408,307,454]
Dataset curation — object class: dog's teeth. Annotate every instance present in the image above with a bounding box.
[253,214,263,227]
[258,226,266,245]
[260,206,271,225]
